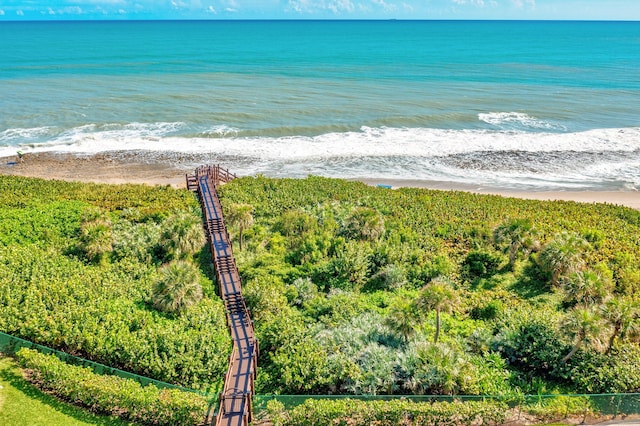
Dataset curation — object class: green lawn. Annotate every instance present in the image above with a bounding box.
[0,355,136,426]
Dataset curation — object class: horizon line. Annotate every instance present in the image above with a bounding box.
[1,18,639,22]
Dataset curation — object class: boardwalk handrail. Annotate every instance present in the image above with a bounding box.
[187,165,257,426]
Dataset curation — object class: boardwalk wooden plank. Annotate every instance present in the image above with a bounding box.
[187,166,256,426]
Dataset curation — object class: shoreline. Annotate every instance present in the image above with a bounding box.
[359,178,640,210]
[1,151,639,210]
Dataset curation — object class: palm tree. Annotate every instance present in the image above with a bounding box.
[537,232,589,287]
[152,260,203,314]
[225,203,254,250]
[417,277,458,343]
[407,342,475,395]
[385,298,421,342]
[344,207,385,241]
[493,218,537,270]
[601,297,639,353]
[561,307,606,362]
[561,270,611,307]
[160,212,205,261]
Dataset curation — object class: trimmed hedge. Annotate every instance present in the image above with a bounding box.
[16,348,208,425]
[267,397,508,426]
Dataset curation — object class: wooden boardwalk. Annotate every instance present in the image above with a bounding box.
[187,165,258,426]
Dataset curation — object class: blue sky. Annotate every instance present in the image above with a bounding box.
[0,0,639,20]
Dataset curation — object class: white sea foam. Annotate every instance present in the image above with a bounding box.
[0,126,56,142]
[2,124,639,190]
[478,112,567,131]
[201,125,240,137]
[2,124,639,158]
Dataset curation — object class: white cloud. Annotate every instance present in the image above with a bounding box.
[72,0,125,4]
[0,9,5,16]
[371,0,398,12]
[47,7,56,15]
[16,10,24,16]
[287,0,355,14]
[225,7,238,12]
[207,5,217,13]
[328,0,355,14]
[401,2,414,12]
[63,6,84,15]
[451,0,485,6]
[511,0,535,9]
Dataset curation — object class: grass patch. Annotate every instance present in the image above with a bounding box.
[0,355,135,426]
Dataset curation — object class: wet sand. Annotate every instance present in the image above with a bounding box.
[1,151,639,210]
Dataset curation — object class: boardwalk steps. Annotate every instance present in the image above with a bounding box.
[186,165,258,426]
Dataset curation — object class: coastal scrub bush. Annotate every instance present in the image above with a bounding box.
[402,342,478,395]
[77,208,113,265]
[0,177,231,391]
[159,211,205,261]
[462,250,503,280]
[0,238,229,391]
[555,344,640,393]
[16,348,208,425]
[493,309,567,379]
[4,173,640,401]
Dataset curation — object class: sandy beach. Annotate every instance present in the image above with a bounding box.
[2,151,639,210]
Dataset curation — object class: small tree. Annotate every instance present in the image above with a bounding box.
[160,212,205,261]
[331,240,372,291]
[601,297,640,353]
[152,260,203,314]
[561,307,606,363]
[537,232,589,287]
[493,218,537,270]
[343,207,385,241]
[385,298,421,342]
[225,203,254,250]
[417,277,458,343]
[561,269,611,307]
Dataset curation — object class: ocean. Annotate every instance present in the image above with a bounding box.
[1,20,639,191]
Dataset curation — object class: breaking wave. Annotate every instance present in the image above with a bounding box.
[1,123,639,191]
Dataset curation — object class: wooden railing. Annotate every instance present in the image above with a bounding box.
[186,165,257,426]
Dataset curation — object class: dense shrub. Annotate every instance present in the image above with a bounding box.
[462,250,503,280]
[266,397,508,426]
[4,174,640,403]
[555,344,640,393]
[16,348,208,426]
[219,175,640,396]
[0,177,230,391]
[494,312,567,377]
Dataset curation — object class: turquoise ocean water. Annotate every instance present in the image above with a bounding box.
[0,20,639,190]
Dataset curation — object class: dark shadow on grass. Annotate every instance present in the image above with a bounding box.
[0,360,135,425]
[509,261,551,299]
[197,243,218,298]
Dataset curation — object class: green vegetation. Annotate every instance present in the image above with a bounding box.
[0,354,134,425]
[216,175,640,396]
[1,174,640,424]
[0,176,230,392]
[152,260,204,314]
[266,398,508,426]
[14,348,207,426]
